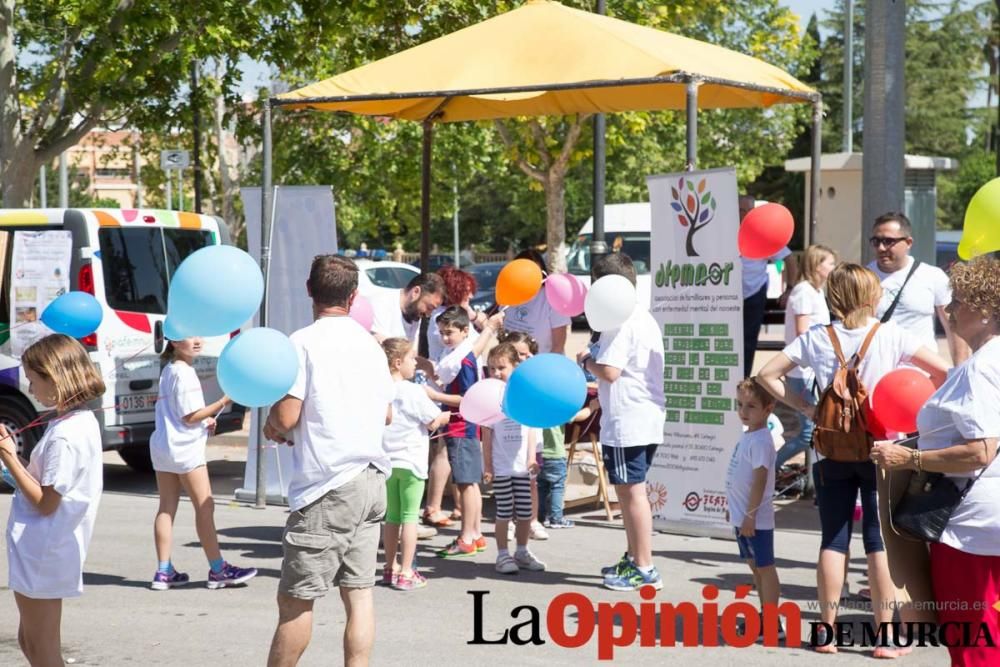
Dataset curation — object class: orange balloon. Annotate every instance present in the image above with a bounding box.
[496,259,543,306]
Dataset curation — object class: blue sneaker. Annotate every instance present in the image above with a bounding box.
[151,569,190,591]
[603,563,663,592]
[206,562,258,589]
[600,552,631,576]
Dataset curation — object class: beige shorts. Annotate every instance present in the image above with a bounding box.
[278,465,387,599]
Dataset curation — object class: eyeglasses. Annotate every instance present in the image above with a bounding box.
[869,236,910,249]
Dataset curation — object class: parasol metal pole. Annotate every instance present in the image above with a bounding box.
[686,79,698,170]
[255,102,273,510]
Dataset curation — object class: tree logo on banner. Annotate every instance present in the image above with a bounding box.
[670,177,717,257]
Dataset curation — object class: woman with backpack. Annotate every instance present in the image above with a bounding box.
[757,263,948,656]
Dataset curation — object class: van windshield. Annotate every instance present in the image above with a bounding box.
[99,228,214,314]
[566,233,651,276]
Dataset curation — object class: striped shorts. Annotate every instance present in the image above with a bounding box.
[493,475,533,521]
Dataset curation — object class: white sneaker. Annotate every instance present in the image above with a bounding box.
[514,549,546,571]
[495,553,519,574]
[416,524,437,540]
[530,521,549,541]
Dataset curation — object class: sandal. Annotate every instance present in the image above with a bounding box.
[449,510,463,521]
[422,511,452,528]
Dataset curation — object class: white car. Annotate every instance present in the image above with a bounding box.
[353,259,420,296]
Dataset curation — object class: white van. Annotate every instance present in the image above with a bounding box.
[566,203,654,308]
[0,209,245,471]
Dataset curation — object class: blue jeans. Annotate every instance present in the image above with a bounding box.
[775,375,816,469]
[537,457,568,523]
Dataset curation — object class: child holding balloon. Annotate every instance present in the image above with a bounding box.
[483,342,546,574]
[380,337,450,590]
[149,336,257,590]
[426,306,503,558]
[0,334,106,666]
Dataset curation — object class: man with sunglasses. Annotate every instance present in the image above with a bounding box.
[867,211,968,365]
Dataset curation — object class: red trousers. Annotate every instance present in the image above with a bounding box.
[929,542,1000,667]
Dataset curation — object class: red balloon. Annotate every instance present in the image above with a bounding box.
[738,203,794,259]
[871,369,936,434]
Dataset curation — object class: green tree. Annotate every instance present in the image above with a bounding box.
[0,0,281,208]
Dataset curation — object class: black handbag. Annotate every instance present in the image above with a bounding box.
[890,453,996,543]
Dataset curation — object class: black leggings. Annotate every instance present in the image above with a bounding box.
[812,459,884,554]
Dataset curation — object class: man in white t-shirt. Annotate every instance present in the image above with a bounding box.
[265,255,395,667]
[739,195,796,378]
[866,211,968,365]
[370,272,446,347]
[577,252,666,592]
[502,249,571,354]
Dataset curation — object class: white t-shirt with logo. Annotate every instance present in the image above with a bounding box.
[383,380,442,479]
[150,361,209,473]
[370,289,420,347]
[285,316,395,512]
[501,290,571,354]
[595,305,666,448]
[783,282,830,381]
[869,257,951,351]
[741,247,792,299]
[725,427,776,530]
[916,336,1000,556]
[489,417,532,478]
[7,411,102,598]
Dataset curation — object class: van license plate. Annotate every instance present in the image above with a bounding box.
[116,393,157,414]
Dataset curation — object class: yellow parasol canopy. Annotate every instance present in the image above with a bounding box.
[276,0,817,121]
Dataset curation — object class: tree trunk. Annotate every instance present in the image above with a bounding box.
[1,143,38,208]
[213,60,237,238]
[544,171,567,273]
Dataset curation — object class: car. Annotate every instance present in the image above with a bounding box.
[410,254,472,272]
[353,259,421,296]
[466,262,505,312]
[934,230,962,336]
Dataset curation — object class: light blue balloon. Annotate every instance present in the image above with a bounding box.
[167,245,263,337]
[40,292,102,339]
[502,353,587,428]
[217,328,298,408]
[162,318,187,341]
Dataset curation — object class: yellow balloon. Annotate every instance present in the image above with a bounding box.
[959,177,1000,260]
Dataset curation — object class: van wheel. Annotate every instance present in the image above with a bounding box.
[0,398,40,459]
[118,444,153,473]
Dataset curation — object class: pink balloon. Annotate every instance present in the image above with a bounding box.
[349,294,374,331]
[460,378,506,426]
[544,272,588,317]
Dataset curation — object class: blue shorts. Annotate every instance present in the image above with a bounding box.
[445,437,482,485]
[602,444,658,485]
[735,527,775,568]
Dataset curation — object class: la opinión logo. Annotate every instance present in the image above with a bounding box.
[468,586,1000,660]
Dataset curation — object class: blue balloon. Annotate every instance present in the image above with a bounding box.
[162,318,187,342]
[217,328,298,407]
[167,245,263,337]
[502,353,587,428]
[40,292,103,339]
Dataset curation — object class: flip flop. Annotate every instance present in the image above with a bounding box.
[422,512,453,528]
[448,510,463,520]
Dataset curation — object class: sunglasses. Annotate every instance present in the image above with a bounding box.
[869,236,910,249]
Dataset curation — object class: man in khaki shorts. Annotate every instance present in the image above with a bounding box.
[264,255,395,667]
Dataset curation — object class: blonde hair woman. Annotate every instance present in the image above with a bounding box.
[776,244,837,469]
[757,264,948,656]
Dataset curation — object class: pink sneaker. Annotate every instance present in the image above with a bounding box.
[392,571,427,591]
[380,566,398,587]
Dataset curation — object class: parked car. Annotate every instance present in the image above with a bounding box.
[0,208,245,473]
[353,259,420,296]
[410,254,472,272]
[466,262,505,313]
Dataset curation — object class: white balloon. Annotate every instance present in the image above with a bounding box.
[584,274,636,332]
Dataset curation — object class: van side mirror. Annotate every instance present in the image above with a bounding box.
[154,320,164,354]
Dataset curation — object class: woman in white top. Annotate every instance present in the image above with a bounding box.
[758,264,948,656]
[871,255,1000,667]
[776,244,837,469]
[0,334,106,666]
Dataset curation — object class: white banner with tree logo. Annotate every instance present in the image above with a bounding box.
[646,167,743,539]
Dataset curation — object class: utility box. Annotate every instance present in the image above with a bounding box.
[784,152,956,264]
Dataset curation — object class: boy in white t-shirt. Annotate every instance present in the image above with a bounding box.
[577,252,666,592]
[726,378,781,634]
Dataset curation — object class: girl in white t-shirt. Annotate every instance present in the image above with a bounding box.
[0,334,106,666]
[777,244,836,469]
[149,337,256,591]
[380,338,449,591]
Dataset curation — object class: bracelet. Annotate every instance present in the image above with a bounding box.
[910,448,923,472]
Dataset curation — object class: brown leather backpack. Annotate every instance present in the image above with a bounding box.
[811,323,880,462]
